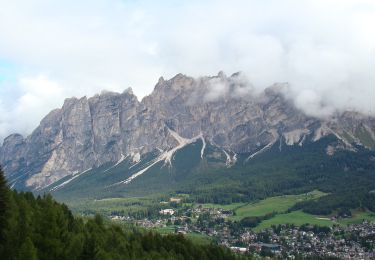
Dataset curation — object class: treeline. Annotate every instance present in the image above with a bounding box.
[240,212,277,228]
[292,192,375,215]
[0,168,239,260]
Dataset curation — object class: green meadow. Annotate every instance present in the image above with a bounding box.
[152,226,211,245]
[229,190,326,221]
[66,189,375,235]
[337,210,375,226]
[254,210,333,231]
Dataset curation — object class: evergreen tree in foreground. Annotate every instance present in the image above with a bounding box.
[0,165,240,259]
[0,166,9,243]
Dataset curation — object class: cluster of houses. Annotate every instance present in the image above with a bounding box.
[240,221,375,258]
[191,205,233,219]
[109,198,375,258]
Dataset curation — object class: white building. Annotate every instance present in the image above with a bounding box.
[159,209,175,215]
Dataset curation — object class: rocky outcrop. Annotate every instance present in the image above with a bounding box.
[1,72,375,190]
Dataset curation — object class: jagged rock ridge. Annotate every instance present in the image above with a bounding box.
[1,72,375,190]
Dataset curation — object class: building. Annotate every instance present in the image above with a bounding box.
[159,209,175,215]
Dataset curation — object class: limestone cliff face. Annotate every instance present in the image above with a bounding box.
[1,72,375,189]
[0,134,26,178]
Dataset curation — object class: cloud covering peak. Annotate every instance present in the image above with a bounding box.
[0,0,374,140]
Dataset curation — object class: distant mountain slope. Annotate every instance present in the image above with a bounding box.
[1,72,375,192]
[38,133,375,215]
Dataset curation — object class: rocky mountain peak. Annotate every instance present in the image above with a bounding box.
[123,87,134,96]
[217,70,227,79]
[1,72,375,190]
[161,73,194,91]
[62,96,80,107]
[157,76,165,85]
[263,83,289,97]
[2,133,24,145]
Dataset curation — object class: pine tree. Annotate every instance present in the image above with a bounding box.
[17,237,38,260]
[0,166,9,243]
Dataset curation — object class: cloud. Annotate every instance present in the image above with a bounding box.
[0,0,374,140]
[200,72,254,102]
[0,75,65,138]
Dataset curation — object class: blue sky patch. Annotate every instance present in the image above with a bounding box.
[0,59,16,82]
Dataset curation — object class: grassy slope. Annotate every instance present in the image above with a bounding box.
[152,226,211,245]
[230,190,326,221]
[196,190,375,231]
[193,203,246,211]
[198,190,334,231]
[194,190,326,221]
[338,210,375,225]
[254,209,375,231]
[254,210,333,231]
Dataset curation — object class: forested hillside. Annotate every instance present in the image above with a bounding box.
[0,167,238,260]
[50,135,375,216]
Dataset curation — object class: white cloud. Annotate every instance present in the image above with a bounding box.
[0,75,65,137]
[0,0,374,140]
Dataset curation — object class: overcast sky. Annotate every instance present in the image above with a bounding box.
[0,0,374,141]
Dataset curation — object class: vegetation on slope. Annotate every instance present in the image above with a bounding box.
[229,190,326,221]
[48,135,375,224]
[181,136,375,215]
[0,167,239,260]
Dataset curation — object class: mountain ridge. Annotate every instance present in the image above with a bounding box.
[1,72,375,191]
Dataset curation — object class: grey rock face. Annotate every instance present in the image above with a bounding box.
[1,72,374,189]
[0,134,26,178]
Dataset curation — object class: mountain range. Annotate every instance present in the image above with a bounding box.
[1,72,375,202]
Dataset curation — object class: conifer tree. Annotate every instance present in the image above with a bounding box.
[18,237,38,260]
[0,166,9,242]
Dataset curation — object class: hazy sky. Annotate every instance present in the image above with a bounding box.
[0,0,374,140]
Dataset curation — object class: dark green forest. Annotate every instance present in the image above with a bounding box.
[179,137,375,215]
[0,168,239,260]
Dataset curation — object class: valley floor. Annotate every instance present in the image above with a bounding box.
[62,190,375,258]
